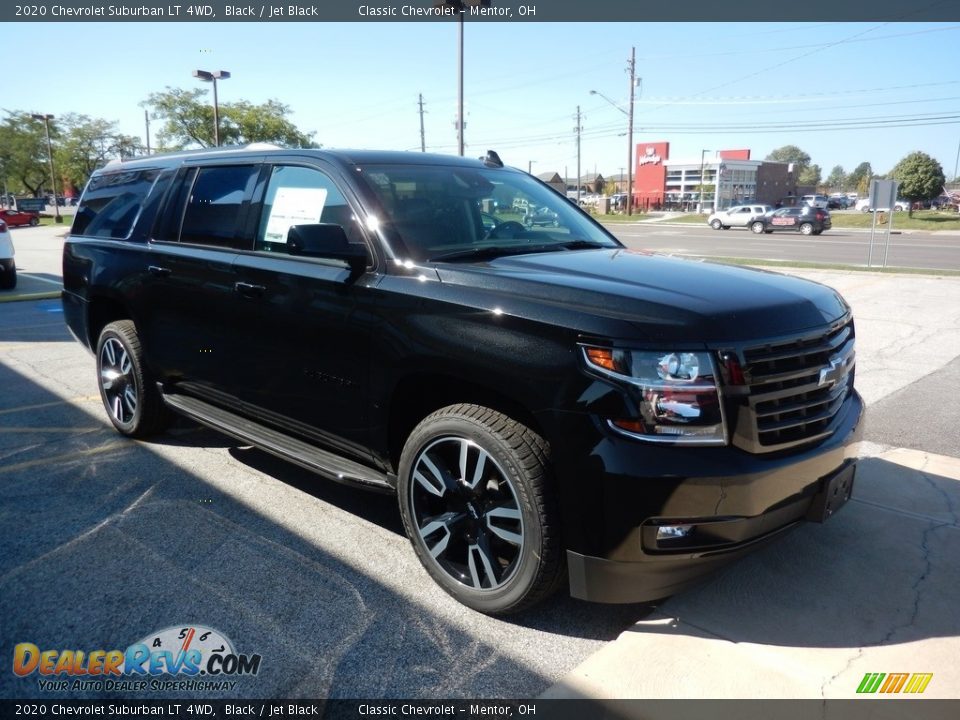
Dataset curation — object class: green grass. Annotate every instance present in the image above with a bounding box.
[37,214,72,227]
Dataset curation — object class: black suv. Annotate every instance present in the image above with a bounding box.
[751,206,832,236]
[63,147,862,614]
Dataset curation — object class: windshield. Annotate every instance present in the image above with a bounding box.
[356,164,620,262]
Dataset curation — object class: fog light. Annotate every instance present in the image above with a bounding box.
[657,524,694,540]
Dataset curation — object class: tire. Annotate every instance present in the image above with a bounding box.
[397,404,564,615]
[799,223,814,236]
[750,221,765,234]
[96,320,169,438]
[710,219,722,230]
[29,217,39,227]
[0,262,15,290]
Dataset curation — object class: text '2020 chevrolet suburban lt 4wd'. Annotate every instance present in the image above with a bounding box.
[63,146,863,614]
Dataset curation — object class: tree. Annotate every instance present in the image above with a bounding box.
[825,165,845,191]
[0,112,52,197]
[142,87,318,150]
[798,164,822,187]
[54,114,144,194]
[846,162,872,191]
[765,145,812,180]
[888,151,946,217]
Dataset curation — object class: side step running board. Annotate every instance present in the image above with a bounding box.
[161,391,395,494]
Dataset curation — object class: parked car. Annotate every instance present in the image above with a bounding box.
[855,198,909,212]
[523,205,560,227]
[0,208,40,227]
[827,196,848,209]
[706,204,775,230]
[751,206,832,235]
[63,146,862,614]
[800,194,830,209]
[0,219,16,289]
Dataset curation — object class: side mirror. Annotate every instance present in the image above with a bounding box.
[286,224,368,274]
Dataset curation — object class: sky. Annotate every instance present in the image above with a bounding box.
[5,21,960,182]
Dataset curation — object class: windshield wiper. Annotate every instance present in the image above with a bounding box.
[428,240,612,263]
[556,240,611,250]
[428,245,551,263]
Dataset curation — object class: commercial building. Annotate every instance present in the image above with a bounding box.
[631,142,811,212]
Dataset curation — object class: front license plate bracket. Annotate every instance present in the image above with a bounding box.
[807,463,856,523]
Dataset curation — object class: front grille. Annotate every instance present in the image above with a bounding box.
[740,316,855,450]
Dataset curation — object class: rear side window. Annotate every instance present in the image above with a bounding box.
[72,169,161,239]
[179,165,259,249]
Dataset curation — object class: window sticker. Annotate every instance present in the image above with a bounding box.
[263,187,327,244]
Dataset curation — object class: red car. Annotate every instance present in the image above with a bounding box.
[0,209,40,227]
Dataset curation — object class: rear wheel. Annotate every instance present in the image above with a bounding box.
[799,222,814,236]
[96,320,169,438]
[750,221,765,234]
[397,404,564,614]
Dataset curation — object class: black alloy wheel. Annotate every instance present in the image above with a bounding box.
[398,404,563,614]
[96,320,169,438]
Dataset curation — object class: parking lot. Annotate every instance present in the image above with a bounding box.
[1,228,959,702]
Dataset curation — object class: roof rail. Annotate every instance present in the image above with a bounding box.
[101,142,286,168]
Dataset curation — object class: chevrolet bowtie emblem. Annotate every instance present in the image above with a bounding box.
[818,355,848,388]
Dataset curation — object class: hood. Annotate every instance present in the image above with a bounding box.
[435,249,849,343]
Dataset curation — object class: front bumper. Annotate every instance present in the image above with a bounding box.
[541,390,864,604]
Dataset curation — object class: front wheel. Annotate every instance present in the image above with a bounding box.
[751,221,765,234]
[29,217,39,227]
[397,404,564,615]
[0,262,15,290]
[799,222,814,236]
[96,320,169,438]
[710,219,722,230]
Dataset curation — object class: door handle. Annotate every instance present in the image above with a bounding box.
[234,281,266,299]
[147,265,171,277]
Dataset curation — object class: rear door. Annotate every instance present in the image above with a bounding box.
[139,162,262,408]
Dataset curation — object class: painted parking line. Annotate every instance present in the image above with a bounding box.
[0,290,61,303]
[0,396,101,416]
[0,440,131,475]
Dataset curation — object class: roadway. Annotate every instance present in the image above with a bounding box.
[605,221,960,272]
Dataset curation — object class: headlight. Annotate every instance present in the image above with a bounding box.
[582,345,727,445]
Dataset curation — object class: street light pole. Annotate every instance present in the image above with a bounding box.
[193,69,231,147]
[699,149,711,213]
[31,113,62,224]
[626,46,635,216]
[590,52,638,216]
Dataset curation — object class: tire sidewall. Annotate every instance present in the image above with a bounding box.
[397,413,547,614]
[751,221,764,234]
[96,323,146,436]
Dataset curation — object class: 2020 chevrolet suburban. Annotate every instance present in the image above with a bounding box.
[63,146,863,614]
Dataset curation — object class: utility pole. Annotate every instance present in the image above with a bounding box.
[574,106,583,203]
[418,94,426,152]
[144,109,151,155]
[626,46,636,216]
[457,13,464,155]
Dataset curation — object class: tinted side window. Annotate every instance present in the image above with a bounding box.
[179,165,259,249]
[72,168,161,240]
[254,165,366,253]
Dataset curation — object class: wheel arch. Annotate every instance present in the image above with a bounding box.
[386,372,547,475]
[86,295,133,351]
